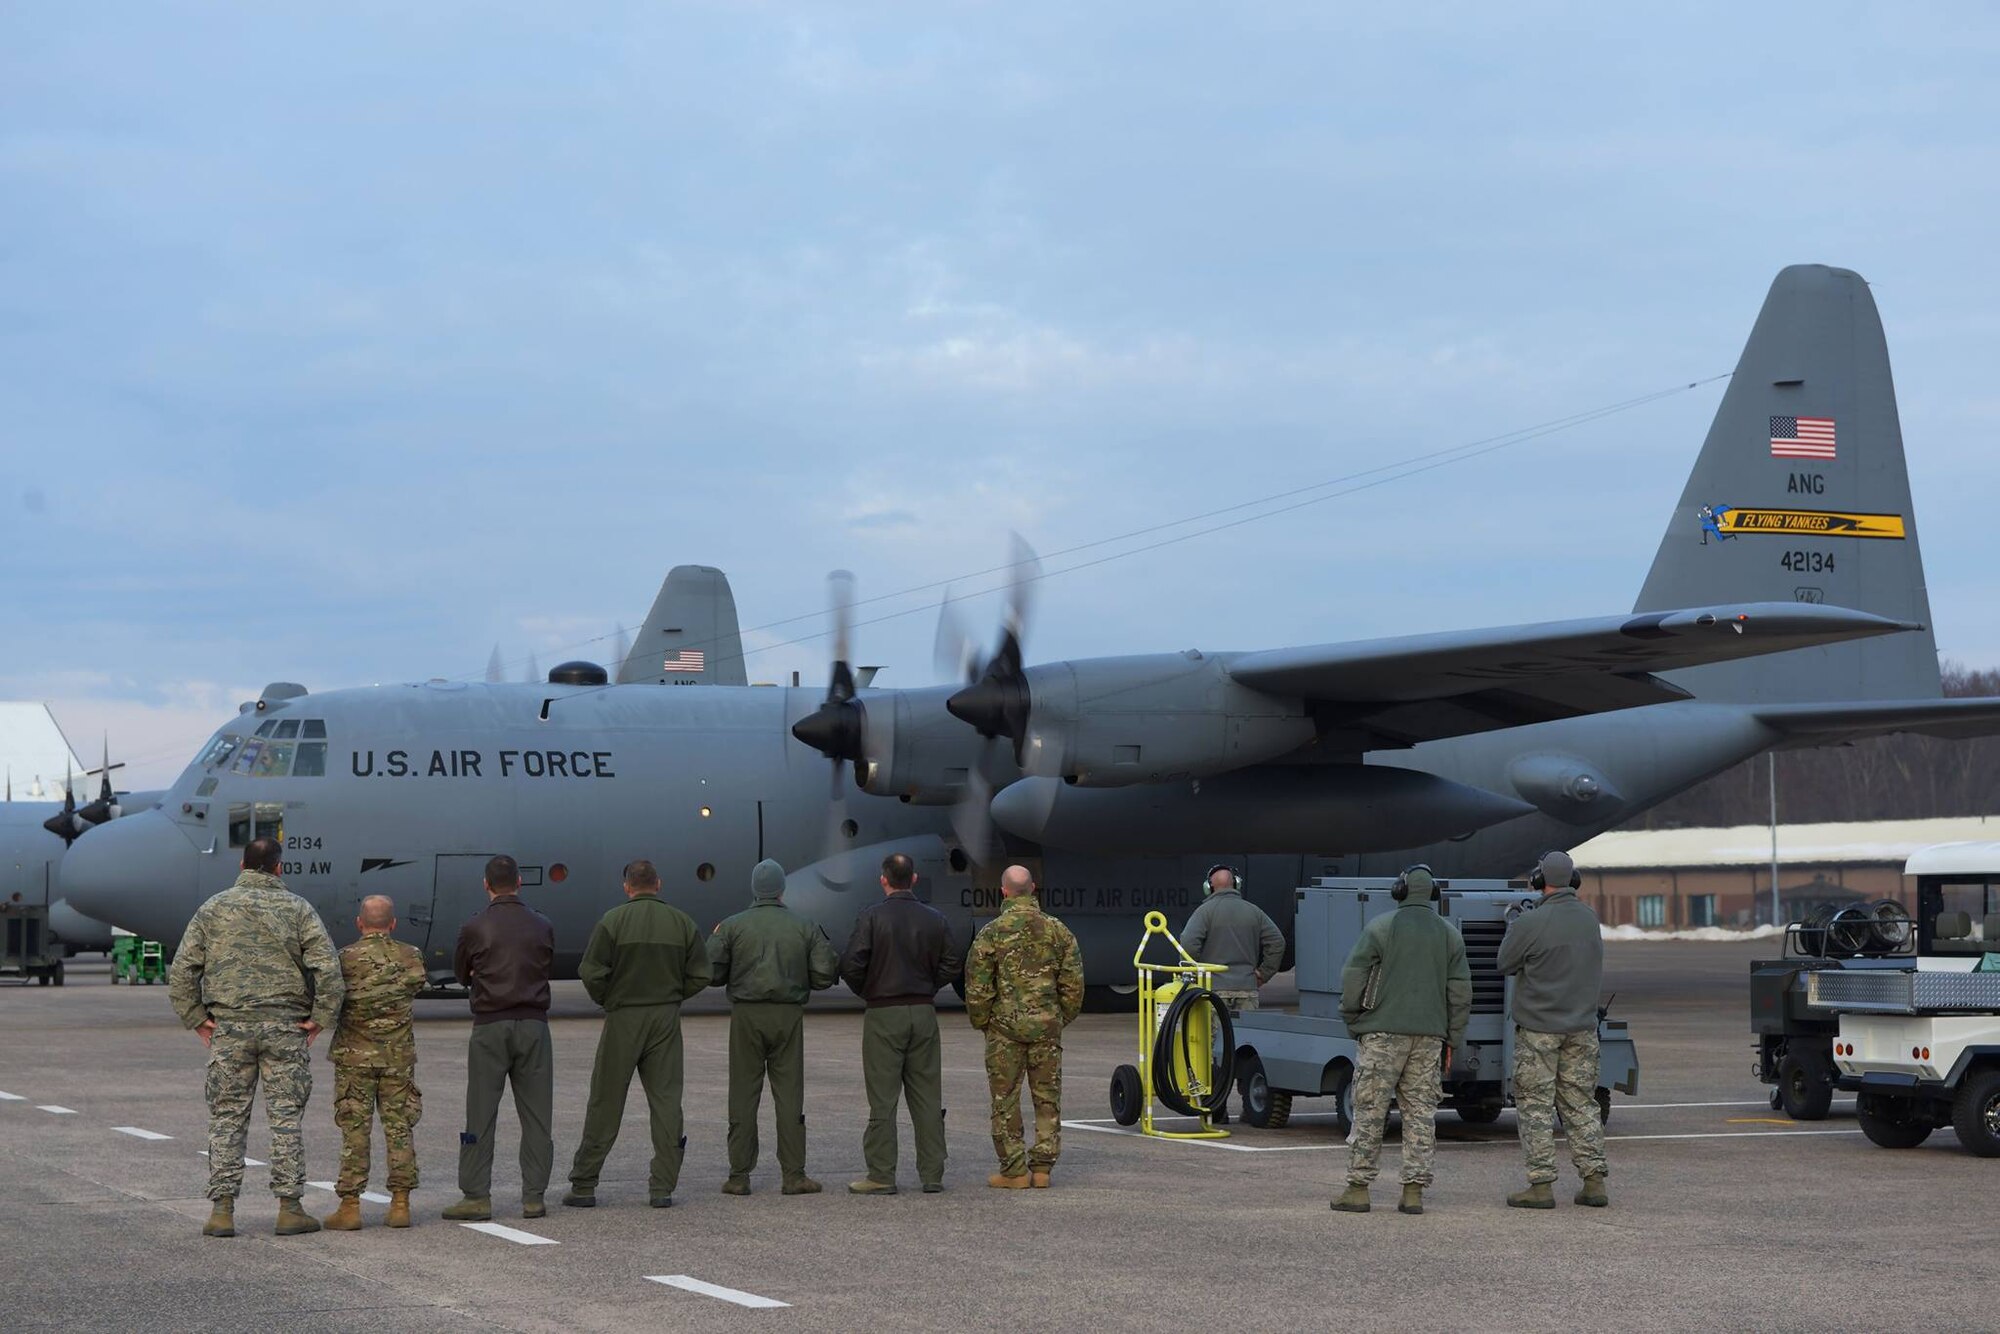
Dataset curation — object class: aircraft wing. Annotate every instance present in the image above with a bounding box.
[1754,697,2000,745]
[1228,603,1918,747]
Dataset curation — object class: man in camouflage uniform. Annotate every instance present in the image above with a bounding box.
[964,864,1084,1189]
[1498,850,1610,1209]
[707,859,840,1196]
[1331,866,1470,1217]
[324,895,426,1231]
[170,836,343,1238]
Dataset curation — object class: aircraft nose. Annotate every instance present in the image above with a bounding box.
[61,809,200,939]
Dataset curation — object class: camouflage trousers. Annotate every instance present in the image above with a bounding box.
[1513,1026,1608,1184]
[1345,1031,1443,1187]
[1214,990,1259,1014]
[334,1062,422,1195]
[204,1019,312,1200]
[984,1031,1063,1177]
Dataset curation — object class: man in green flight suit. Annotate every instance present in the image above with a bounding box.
[564,859,711,1210]
[323,894,427,1231]
[707,859,840,1196]
[964,864,1084,1189]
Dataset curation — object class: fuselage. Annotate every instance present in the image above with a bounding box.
[61,676,1782,985]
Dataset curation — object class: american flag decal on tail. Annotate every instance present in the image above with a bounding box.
[1771,415,1836,460]
[661,650,705,673]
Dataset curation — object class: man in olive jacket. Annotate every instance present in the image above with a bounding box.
[1497,849,1610,1210]
[707,859,839,1196]
[1331,866,1471,1217]
[564,859,711,1210]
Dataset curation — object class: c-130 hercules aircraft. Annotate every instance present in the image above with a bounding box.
[63,266,2000,995]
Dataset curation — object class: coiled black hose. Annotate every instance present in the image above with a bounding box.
[1150,986,1235,1118]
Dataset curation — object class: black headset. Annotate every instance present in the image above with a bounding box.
[1529,853,1583,892]
[1391,863,1439,903]
[1202,864,1243,895]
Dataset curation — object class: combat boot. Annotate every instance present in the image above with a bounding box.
[1330,1184,1370,1213]
[1031,1170,1052,1189]
[781,1177,823,1195]
[847,1178,897,1195]
[522,1196,546,1219]
[721,1177,751,1196]
[1507,1182,1556,1210]
[202,1196,236,1238]
[442,1195,493,1221]
[275,1197,323,1235]
[560,1187,595,1208]
[1574,1175,1609,1208]
[323,1195,363,1230]
[385,1190,412,1228]
[987,1172,1031,1190]
[1398,1184,1424,1216]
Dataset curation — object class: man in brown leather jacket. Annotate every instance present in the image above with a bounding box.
[442,855,555,1223]
[840,852,962,1195]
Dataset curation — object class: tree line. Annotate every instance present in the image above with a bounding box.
[1619,662,2000,829]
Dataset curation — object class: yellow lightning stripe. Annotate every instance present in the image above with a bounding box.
[1716,508,1906,539]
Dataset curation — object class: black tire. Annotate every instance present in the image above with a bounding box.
[1328,1066,1354,1135]
[1455,1100,1504,1125]
[35,971,50,987]
[1769,1086,1784,1111]
[1950,1069,2000,1157]
[1777,1049,1834,1121]
[1240,1060,1293,1130]
[1856,1095,1932,1149]
[52,962,64,987]
[1109,1064,1144,1127]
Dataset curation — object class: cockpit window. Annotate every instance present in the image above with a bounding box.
[253,742,295,778]
[227,801,284,849]
[303,720,327,739]
[231,741,264,775]
[293,743,327,777]
[275,719,300,739]
[255,719,277,738]
[198,732,241,772]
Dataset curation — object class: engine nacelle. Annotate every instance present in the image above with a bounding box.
[852,686,1002,803]
[1016,652,1315,786]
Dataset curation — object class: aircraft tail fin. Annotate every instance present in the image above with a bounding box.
[617,565,750,685]
[1634,264,1940,703]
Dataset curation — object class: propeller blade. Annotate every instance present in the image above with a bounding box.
[948,768,996,866]
[933,586,982,685]
[612,624,632,677]
[486,645,505,684]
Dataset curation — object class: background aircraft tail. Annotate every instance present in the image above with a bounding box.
[617,565,750,685]
[1634,264,1940,704]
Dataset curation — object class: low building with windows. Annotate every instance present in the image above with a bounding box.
[1566,816,2000,929]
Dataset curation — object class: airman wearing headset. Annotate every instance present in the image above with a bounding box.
[1496,850,1609,1210]
[1330,865,1471,1217]
[1178,865,1285,1125]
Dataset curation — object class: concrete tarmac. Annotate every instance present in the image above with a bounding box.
[3,941,1996,1332]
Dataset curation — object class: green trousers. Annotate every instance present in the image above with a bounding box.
[459,1019,553,1199]
[569,1003,686,1196]
[861,1004,946,1187]
[727,1001,808,1182]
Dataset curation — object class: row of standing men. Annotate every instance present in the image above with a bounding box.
[167,840,1084,1236]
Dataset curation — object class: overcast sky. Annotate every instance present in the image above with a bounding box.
[5,3,1998,788]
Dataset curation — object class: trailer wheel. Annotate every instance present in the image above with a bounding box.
[1240,1059,1292,1130]
[1455,1101,1503,1124]
[52,961,64,987]
[1950,1069,2000,1157]
[1329,1066,1354,1136]
[1109,1064,1144,1127]
[1777,1050,1834,1121]
[1857,1094,1932,1149]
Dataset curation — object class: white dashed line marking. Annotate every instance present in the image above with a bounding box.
[647,1276,789,1309]
[37,1105,78,1115]
[113,1127,172,1141]
[199,1151,267,1167]
[461,1222,558,1246]
[306,1181,392,1204]
[0,1091,25,1101]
